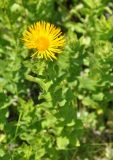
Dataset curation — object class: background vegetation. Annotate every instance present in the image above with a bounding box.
[1,0,113,159]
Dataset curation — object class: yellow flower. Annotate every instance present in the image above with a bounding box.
[23,21,65,60]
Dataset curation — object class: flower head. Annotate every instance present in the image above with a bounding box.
[23,21,65,60]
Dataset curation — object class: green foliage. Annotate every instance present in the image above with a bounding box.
[1,0,113,160]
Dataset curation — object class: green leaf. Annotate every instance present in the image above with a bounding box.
[78,77,97,91]
[56,136,69,149]
[0,148,5,157]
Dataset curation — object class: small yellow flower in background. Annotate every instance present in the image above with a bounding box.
[23,21,65,60]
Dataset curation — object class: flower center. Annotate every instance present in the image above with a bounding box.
[36,36,49,51]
